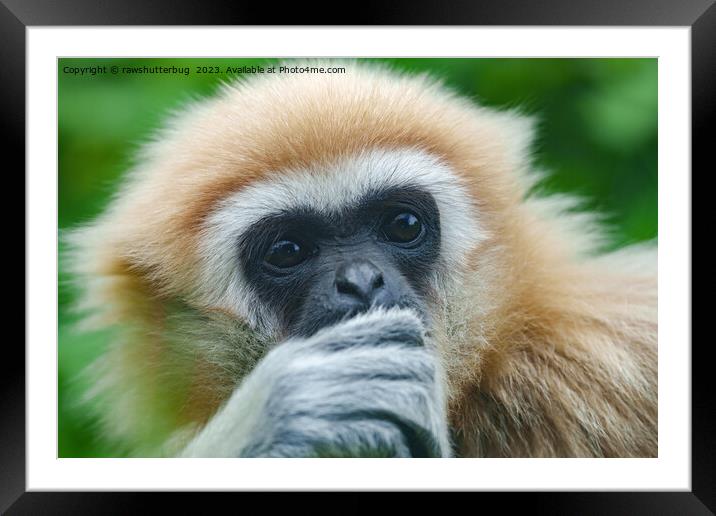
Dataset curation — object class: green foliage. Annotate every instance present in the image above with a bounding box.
[58,58,657,457]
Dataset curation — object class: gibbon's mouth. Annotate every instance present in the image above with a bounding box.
[290,297,429,340]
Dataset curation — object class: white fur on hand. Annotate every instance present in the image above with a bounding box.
[181,308,451,458]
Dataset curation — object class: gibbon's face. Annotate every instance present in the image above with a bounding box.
[241,184,440,337]
[96,68,527,347]
[200,148,483,340]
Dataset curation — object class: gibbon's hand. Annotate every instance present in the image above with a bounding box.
[181,308,452,458]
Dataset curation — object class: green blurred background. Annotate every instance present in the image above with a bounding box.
[58,58,657,457]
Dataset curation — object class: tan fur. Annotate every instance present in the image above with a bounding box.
[66,61,657,457]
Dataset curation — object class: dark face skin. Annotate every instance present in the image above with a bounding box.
[240,185,441,338]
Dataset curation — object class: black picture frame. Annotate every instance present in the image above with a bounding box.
[8,0,708,512]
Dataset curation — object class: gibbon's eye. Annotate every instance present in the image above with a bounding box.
[382,212,423,244]
[264,239,310,269]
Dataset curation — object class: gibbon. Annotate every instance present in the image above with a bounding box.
[67,62,657,457]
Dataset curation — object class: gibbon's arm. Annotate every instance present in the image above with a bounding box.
[180,308,452,458]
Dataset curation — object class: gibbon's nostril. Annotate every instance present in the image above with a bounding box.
[335,259,385,303]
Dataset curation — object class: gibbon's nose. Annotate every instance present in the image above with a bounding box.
[334,259,385,305]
